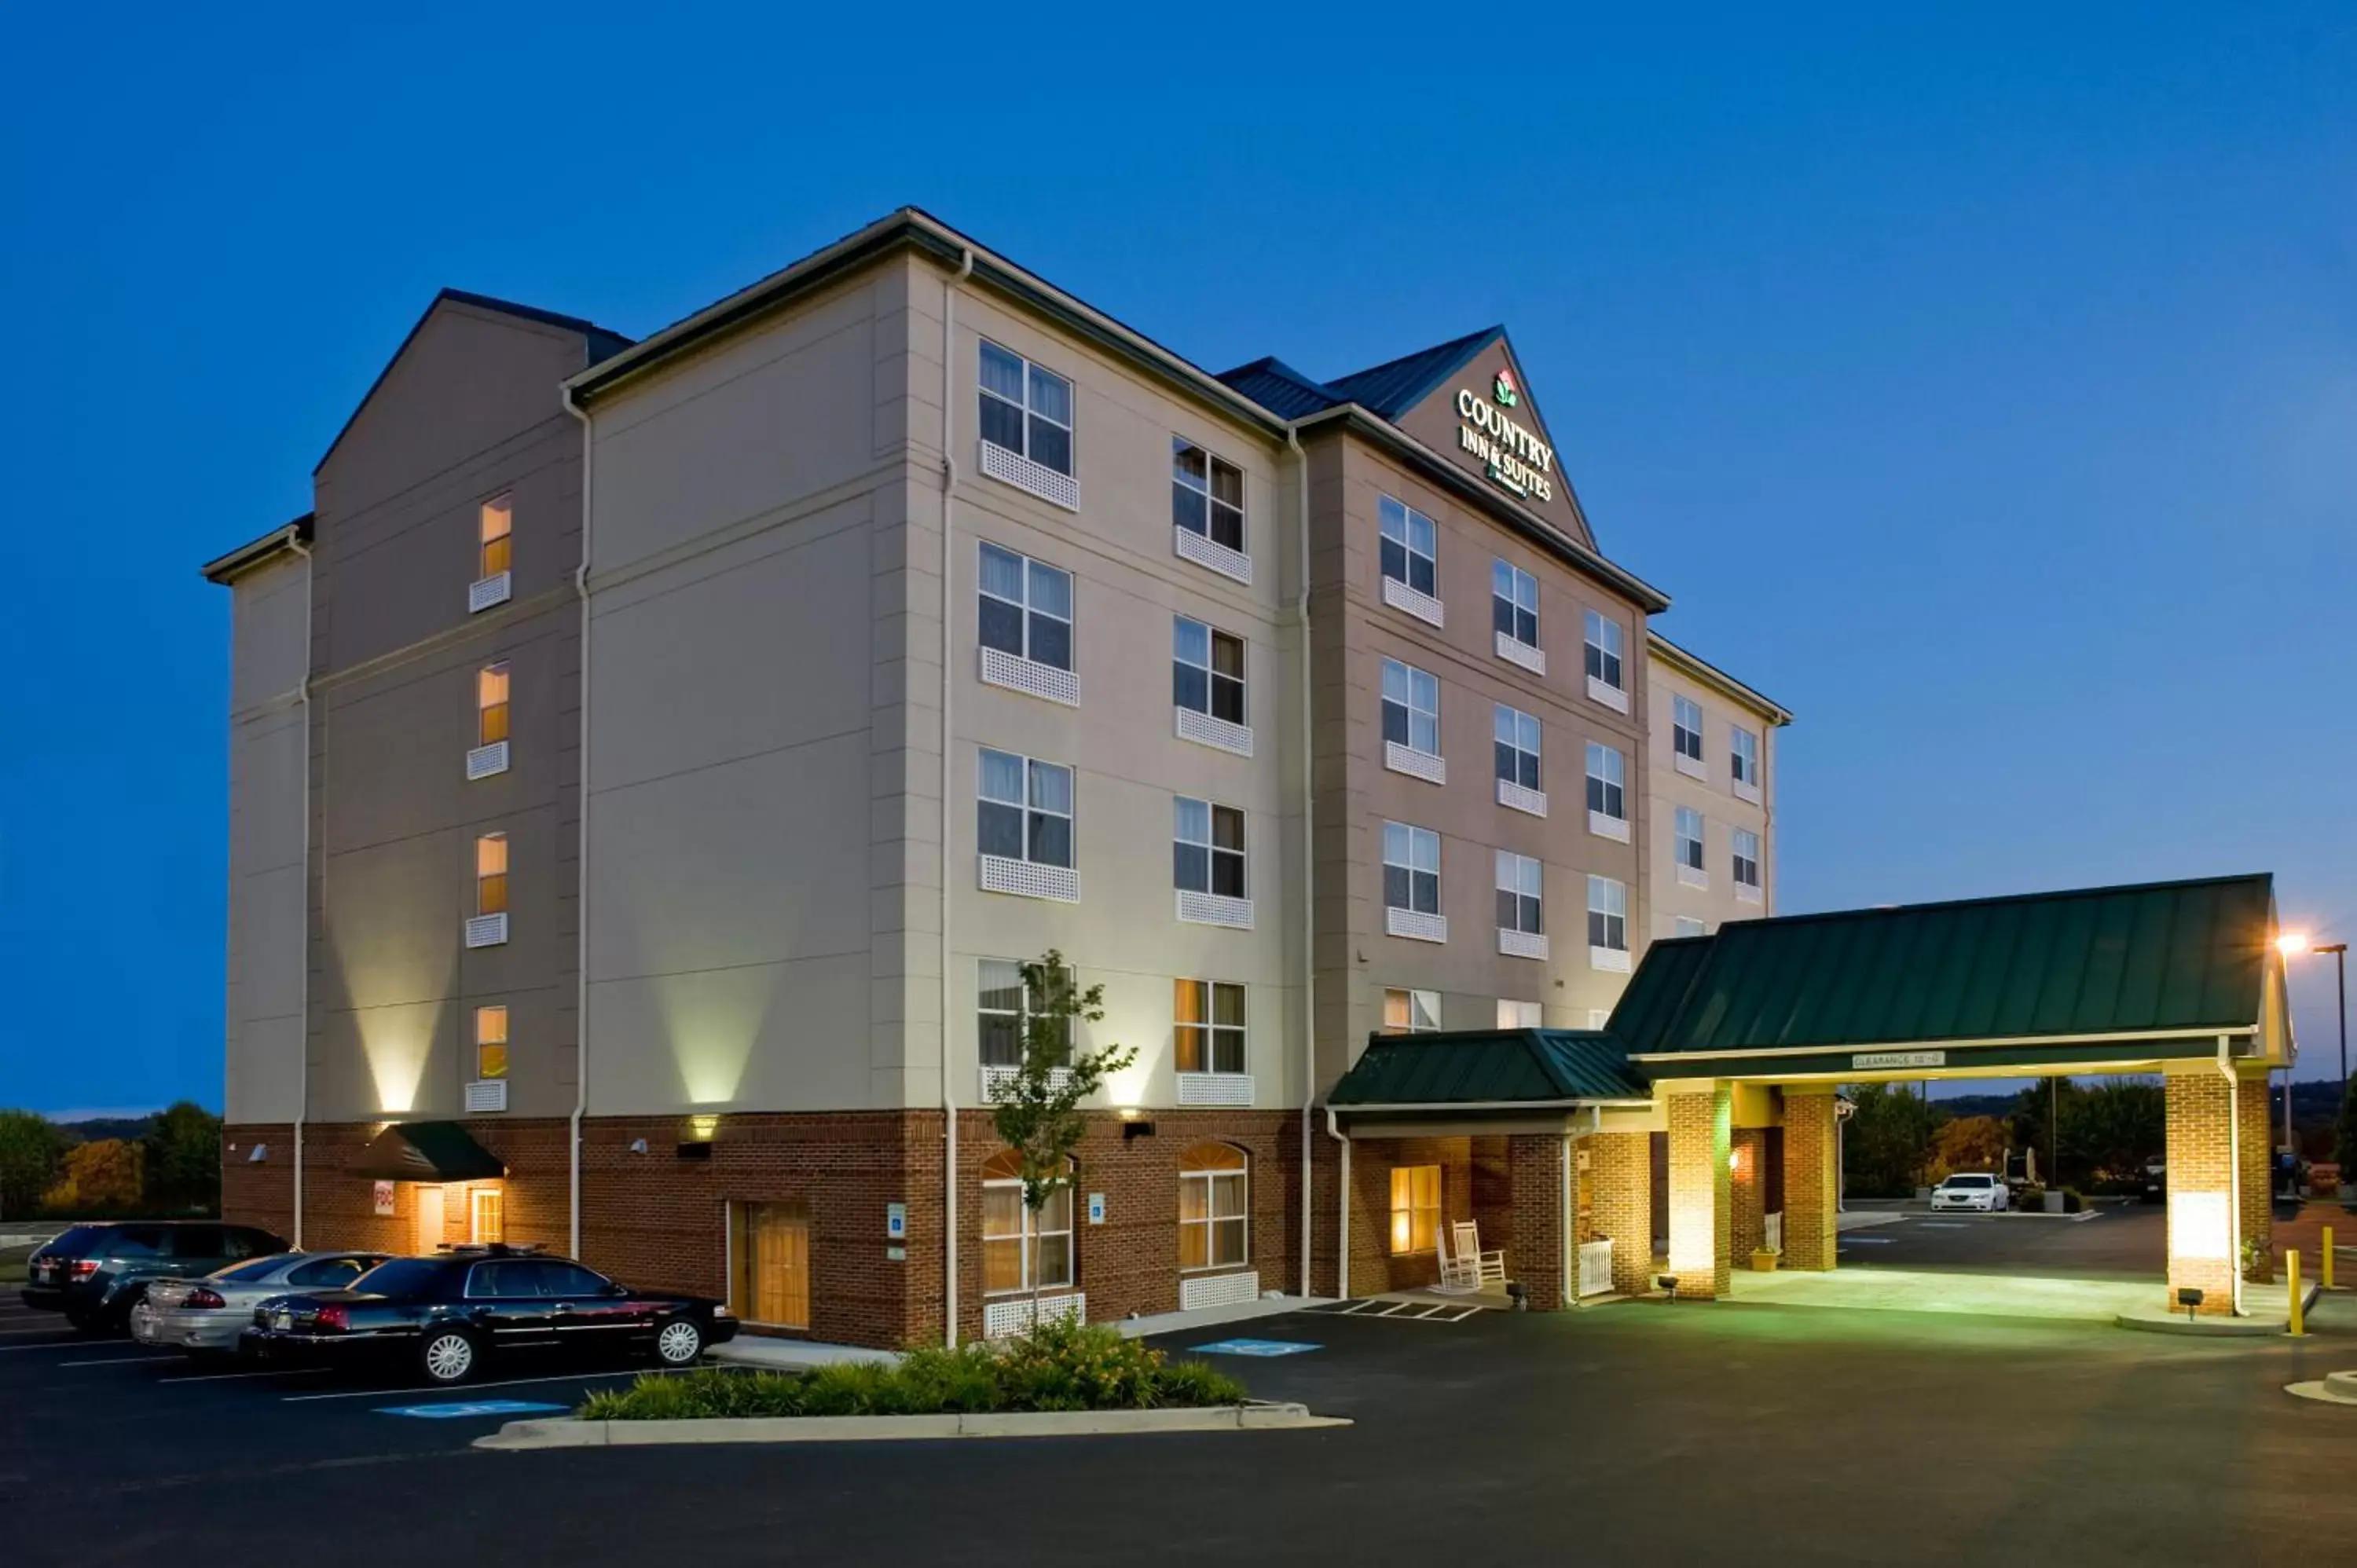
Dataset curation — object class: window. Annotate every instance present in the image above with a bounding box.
[979,341,1073,476]
[982,1149,1072,1295]
[1732,726,1760,789]
[1588,875,1628,951]
[1491,559,1538,647]
[470,1188,504,1246]
[1175,981,1246,1075]
[1390,1165,1441,1255]
[1174,797,1246,899]
[475,833,508,915]
[1497,999,1543,1028]
[977,959,1072,1068]
[1732,828,1762,890]
[1382,822,1441,915]
[478,494,511,580]
[1493,704,1541,790]
[1173,441,1244,551]
[1582,610,1624,690]
[477,664,510,746]
[1672,916,1707,939]
[1676,807,1706,872]
[1585,742,1626,820]
[978,749,1073,868]
[1383,987,1440,1033]
[1673,696,1705,765]
[1380,659,1440,755]
[1173,618,1245,724]
[1179,1144,1248,1269]
[474,1005,508,1081]
[978,544,1073,672]
[1378,494,1438,596]
[1496,851,1544,936]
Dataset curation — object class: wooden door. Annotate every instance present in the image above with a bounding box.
[415,1185,445,1255]
[738,1203,809,1328]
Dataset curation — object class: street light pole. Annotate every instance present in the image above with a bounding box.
[2320,943,2349,1091]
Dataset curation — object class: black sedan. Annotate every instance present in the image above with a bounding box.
[240,1247,737,1385]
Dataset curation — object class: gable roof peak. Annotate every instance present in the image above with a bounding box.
[1323,324,1507,420]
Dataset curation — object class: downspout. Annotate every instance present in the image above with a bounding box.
[2218,1035,2243,1316]
[1324,1105,1351,1300]
[564,389,594,1260]
[288,528,313,1247]
[940,247,973,1346]
[1289,426,1314,1299]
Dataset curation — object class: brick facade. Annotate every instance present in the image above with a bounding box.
[1578,1130,1651,1295]
[1780,1090,1838,1271]
[2236,1074,2274,1281]
[2163,1068,2260,1314]
[222,1123,295,1244]
[1505,1134,1567,1309]
[1665,1083,1732,1298]
[1730,1127,1768,1261]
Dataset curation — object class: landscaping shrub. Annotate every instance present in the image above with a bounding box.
[580,1320,1248,1421]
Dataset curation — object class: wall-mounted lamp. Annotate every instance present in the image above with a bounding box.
[628,1138,650,1156]
[687,1114,719,1142]
[247,1144,269,1163]
[1122,1119,1157,1141]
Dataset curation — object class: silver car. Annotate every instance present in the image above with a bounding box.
[130,1252,389,1355]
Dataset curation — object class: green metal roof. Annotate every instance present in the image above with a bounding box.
[1617,873,2278,1060]
[1329,1029,1651,1107]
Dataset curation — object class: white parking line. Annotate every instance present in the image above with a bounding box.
[0,1325,69,1336]
[0,1339,83,1353]
[57,1354,182,1368]
[283,1368,650,1403]
[157,1366,330,1385]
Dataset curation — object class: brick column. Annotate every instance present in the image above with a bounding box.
[1506,1134,1568,1310]
[1584,1130,1655,1297]
[2163,1068,2238,1314]
[2238,1074,2274,1282]
[1731,1127,1768,1262]
[1781,1088,1838,1271]
[1666,1082,1732,1298]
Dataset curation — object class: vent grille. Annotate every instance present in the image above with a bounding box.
[464,913,509,948]
[467,572,512,614]
[1174,526,1252,584]
[465,742,511,781]
[1380,576,1445,628]
[1176,1073,1254,1108]
[982,1291,1085,1339]
[464,1079,508,1113]
[1178,1270,1261,1310]
[1494,631,1545,676]
[980,647,1080,706]
[1386,907,1448,943]
[1498,929,1550,962]
[979,440,1080,511]
[980,855,1080,903]
[1384,742,1446,785]
[1496,779,1548,818]
[1177,890,1254,929]
[1175,707,1253,757]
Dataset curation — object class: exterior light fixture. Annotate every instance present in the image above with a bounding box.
[687,1114,719,1141]
[2176,1286,2204,1322]
[2278,932,2311,957]
[1122,1118,1157,1141]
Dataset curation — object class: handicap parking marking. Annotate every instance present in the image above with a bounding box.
[378,1399,572,1420]
[1189,1339,1321,1357]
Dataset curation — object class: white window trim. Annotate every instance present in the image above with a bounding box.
[1384,987,1442,1034]
[1178,1157,1251,1273]
[978,340,1077,507]
[981,1177,1074,1296]
[1173,979,1248,1080]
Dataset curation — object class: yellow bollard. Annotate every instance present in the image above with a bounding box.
[2326,1226,2337,1291]
[2288,1249,2304,1336]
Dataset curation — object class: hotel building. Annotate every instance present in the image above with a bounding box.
[207,208,1792,1345]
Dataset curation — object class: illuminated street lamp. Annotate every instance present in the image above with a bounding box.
[2277,932,2351,1177]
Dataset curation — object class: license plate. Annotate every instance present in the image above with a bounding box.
[273,1311,292,1330]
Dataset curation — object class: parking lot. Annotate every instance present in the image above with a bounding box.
[1835,1200,2168,1276]
[9,1244,2357,1567]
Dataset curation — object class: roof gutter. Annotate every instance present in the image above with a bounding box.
[1629,1024,2260,1064]
[1329,1096,1653,1115]
[1288,403,1671,613]
[1646,631,1793,725]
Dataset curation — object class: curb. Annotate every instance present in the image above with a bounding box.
[2115,1282,2323,1337]
[475,1401,1347,1449]
[2285,1372,2357,1407]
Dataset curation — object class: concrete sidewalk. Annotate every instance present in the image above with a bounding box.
[711,1294,1330,1371]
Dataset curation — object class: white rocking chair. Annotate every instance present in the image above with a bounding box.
[1431,1225,1482,1294]
[1452,1222,1507,1289]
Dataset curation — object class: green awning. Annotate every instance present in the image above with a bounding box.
[1329,1029,1650,1108]
[1614,873,2283,1075]
[350,1121,506,1183]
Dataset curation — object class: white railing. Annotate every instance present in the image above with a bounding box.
[465,741,511,781]
[982,1291,1085,1339]
[979,855,1080,903]
[1174,525,1252,584]
[1587,809,1630,843]
[464,912,509,948]
[979,440,1080,511]
[464,1079,508,1114]
[1498,928,1549,962]
[1578,1240,1615,1298]
[1585,675,1628,713]
[468,572,512,614]
[1178,1270,1260,1310]
[1176,890,1253,929]
[980,1064,1074,1101]
[1494,630,1545,676]
[1175,1072,1253,1107]
[1384,741,1446,785]
[1175,706,1253,757]
[1380,576,1445,627]
[980,647,1080,706]
[1387,907,1448,943]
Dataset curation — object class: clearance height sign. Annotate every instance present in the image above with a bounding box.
[1454,369,1556,503]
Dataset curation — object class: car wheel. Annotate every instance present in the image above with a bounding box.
[653,1318,704,1368]
[416,1328,481,1387]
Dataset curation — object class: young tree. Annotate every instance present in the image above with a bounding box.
[987,951,1136,1326]
[142,1101,224,1214]
[0,1110,69,1221]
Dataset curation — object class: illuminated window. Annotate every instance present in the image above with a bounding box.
[1383,987,1439,1034]
[976,959,1072,1069]
[1174,979,1246,1075]
[1582,610,1624,691]
[978,543,1073,671]
[1174,798,1245,899]
[1378,493,1438,597]
[1173,440,1244,552]
[477,663,510,746]
[981,1149,1073,1295]
[474,1005,509,1081]
[1491,559,1538,649]
[1174,617,1246,724]
[1390,1165,1440,1255]
[470,1187,504,1244]
[979,341,1073,476]
[475,833,508,916]
[1179,1143,1248,1270]
[478,494,512,580]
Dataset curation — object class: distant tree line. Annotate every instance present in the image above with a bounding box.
[0,1104,222,1222]
[1842,1079,2171,1199]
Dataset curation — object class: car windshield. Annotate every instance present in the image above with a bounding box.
[350,1258,452,1298]
[36,1225,108,1258]
[217,1255,294,1283]
[1948,1175,1992,1188]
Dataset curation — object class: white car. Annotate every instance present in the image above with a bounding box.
[1930,1173,2010,1212]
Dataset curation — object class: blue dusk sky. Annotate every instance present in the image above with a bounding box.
[2,5,2351,1116]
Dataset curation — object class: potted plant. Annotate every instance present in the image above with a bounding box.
[1750,1244,1781,1273]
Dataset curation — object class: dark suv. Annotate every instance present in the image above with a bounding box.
[22,1222,290,1332]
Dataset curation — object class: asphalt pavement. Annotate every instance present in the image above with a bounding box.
[5,1218,2355,1567]
[1837,1200,2168,1277]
